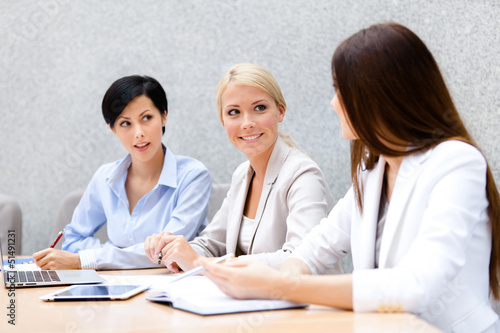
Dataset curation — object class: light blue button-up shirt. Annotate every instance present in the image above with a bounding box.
[62,145,212,270]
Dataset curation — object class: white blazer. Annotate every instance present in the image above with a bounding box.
[190,137,336,269]
[291,140,499,332]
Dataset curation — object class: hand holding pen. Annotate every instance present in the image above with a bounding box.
[33,228,81,270]
[145,231,203,272]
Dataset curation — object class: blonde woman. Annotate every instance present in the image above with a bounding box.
[145,63,338,272]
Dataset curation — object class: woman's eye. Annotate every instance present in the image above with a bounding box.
[255,105,266,111]
[143,115,152,121]
[228,109,239,116]
[120,121,130,127]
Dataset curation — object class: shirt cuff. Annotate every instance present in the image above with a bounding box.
[79,249,98,270]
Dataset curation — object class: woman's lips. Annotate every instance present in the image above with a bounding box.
[240,133,263,142]
[134,142,150,152]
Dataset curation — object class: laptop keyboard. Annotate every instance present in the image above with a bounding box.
[5,270,60,283]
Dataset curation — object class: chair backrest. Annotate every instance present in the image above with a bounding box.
[0,194,23,254]
[207,183,230,222]
[52,183,231,248]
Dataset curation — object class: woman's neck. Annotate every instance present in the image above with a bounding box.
[129,147,165,182]
[382,155,403,202]
[247,143,275,182]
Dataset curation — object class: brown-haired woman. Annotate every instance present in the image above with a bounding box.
[198,23,500,332]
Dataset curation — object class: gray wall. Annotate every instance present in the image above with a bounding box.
[0,1,498,255]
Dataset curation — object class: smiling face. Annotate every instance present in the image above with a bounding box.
[221,84,285,162]
[111,94,167,163]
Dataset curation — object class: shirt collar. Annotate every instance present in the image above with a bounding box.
[158,146,178,188]
[107,144,178,189]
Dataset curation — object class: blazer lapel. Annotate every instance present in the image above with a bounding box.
[248,138,290,254]
[356,157,386,269]
[378,150,430,268]
[226,166,253,255]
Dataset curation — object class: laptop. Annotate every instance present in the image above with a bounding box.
[1,239,105,288]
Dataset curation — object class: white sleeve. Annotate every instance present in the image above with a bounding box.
[289,187,354,274]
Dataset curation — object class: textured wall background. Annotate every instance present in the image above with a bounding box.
[0,1,498,255]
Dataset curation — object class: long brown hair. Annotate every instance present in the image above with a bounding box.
[332,22,500,299]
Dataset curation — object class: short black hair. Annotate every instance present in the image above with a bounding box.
[102,75,168,134]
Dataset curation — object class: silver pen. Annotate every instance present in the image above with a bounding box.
[167,253,235,284]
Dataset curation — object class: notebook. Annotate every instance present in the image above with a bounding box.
[1,238,105,288]
[147,275,307,315]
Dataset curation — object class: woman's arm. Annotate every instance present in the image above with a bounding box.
[199,257,353,309]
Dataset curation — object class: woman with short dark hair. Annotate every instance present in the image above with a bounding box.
[33,75,212,270]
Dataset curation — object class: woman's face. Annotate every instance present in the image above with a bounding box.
[221,83,285,161]
[331,93,357,140]
[111,94,166,163]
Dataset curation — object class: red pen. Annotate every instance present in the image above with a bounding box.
[50,228,65,248]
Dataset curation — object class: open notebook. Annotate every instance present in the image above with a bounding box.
[147,275,307,315]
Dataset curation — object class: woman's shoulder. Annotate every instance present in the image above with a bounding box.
[282,147,323,173]
[427,140,486,165]
[174,154,210,174]
[93,155,130,179]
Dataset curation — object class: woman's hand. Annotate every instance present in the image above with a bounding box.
[196,257,287,300]
[145,231,200,272]
[32,248,81,270]
[144,231,171,264]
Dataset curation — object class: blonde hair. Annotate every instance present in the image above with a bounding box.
[216,63,301,150]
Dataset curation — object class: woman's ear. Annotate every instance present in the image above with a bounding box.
[162,110,167,126]
[278,105,286,123]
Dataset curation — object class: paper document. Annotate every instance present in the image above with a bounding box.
[147,275,307,315]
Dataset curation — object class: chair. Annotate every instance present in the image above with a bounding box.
[51,183,231,248]
[0,194,23,254]
[207,183,230,222]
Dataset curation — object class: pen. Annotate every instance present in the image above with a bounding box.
[50,228,65,248]
[158,252,163,265]
[167,253,235,285]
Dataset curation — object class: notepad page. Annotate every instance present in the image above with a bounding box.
[156,276,306,315]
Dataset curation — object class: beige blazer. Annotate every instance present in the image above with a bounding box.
[190,137,335,269]
[291,140,498,332]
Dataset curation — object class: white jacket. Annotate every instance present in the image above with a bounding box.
[291,140,498,332]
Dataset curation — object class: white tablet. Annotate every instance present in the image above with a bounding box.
[40,284,150,301]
